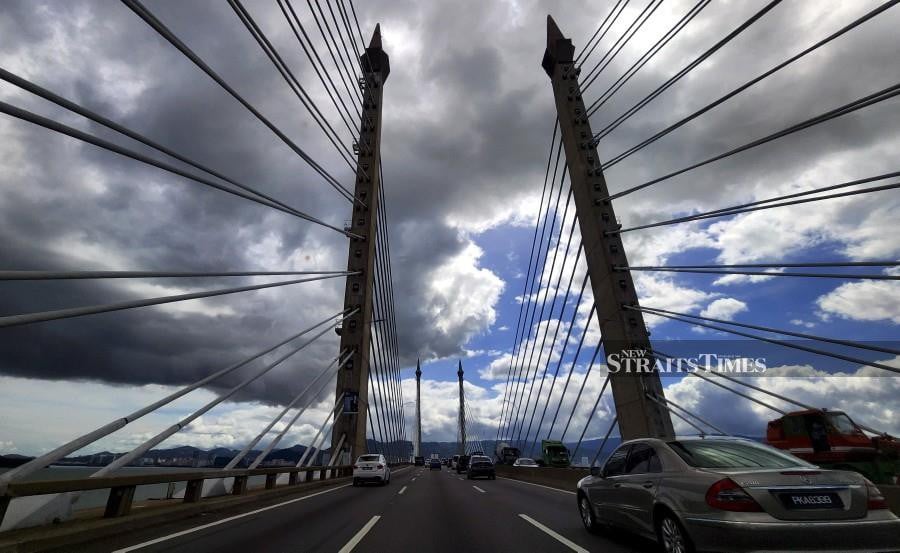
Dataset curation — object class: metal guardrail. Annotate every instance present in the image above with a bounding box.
[0,464,357,526]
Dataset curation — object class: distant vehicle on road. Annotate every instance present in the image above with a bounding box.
[467,455,496,480]
[512,457,538,467]
[455,454,470,474]
[429,458,442,470]
[540,440,571,467]
[495,442,521,465]
[450,454,460,469]
[353,454,390,487]
[414,456,425,466]
[576,437,900,553]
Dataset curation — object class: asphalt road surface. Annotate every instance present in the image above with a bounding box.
[65,466,659,553]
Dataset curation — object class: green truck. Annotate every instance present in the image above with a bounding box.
[540,440,571,468]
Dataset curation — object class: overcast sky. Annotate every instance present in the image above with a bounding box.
[1,0,898,457]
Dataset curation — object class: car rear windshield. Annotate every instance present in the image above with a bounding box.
[668,440,810,469]
[359,455,380,462]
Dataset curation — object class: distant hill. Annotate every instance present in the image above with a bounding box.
[0,454,34,468]
[418,435,763,466]
[3,435,763,469]
[44,443,335,468]
[416,439,621,465]
[0,442,413,470]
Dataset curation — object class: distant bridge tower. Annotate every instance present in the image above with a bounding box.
[332,25,391,463]
[542,16,674,440]
[415,358,422,457]
[457,360,467,455]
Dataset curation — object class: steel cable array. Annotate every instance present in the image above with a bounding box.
[497,0,899,467]
[0,0,406,505]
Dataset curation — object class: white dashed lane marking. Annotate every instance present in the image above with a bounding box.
[518,514,589,553]
[338,515,381,553]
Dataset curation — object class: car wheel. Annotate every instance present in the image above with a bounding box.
[578,494,602,535]
[657,512,693,553]
[352,478,358,487]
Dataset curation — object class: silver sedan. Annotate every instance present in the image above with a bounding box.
[576,437,900,553]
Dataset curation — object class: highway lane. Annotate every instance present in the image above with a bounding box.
[361,466,585,552]
[66,465,661,552]
[59,467,417,553]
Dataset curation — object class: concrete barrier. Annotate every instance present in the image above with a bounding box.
[495,464,589,491]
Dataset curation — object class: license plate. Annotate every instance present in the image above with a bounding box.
[363,467,373,470]
[780,492,842,510]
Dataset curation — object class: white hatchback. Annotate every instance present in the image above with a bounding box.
[352,454,390,486]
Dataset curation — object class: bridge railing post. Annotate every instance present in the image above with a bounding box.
[232,476,248,495]
[542,16,674,440]
[183,478,204,503]
[104,485,135,518]
[264,474,277,490]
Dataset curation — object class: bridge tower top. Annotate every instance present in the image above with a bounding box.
[457,360,466,455]
[415,359,422,457]
[541,15,674,440]
[332,24,391,463]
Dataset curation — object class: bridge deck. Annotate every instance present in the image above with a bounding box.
[55,466,657,552]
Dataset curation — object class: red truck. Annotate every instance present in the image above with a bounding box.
[766,409,899,485]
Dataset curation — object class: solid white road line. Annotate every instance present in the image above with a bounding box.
[398,485,408,495]
[497,476,576,495]
[337,515,381,553]
[518,514,589,553]
[112,484,351,552]
[472,485,486,493]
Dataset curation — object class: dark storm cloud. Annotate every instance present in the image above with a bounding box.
[0,0,352,403]
[2,0,898,408]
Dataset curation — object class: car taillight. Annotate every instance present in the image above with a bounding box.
[865,479,889,510]
[353,465,359,469]
[705,478,763,512]
[377,464,384,469]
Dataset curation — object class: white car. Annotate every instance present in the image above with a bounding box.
[352,454,390,486]
[513,457,538,467]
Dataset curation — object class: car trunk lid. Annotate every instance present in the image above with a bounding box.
[708,468,867,520]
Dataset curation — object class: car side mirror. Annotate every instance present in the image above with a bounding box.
[590,465,601,477]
